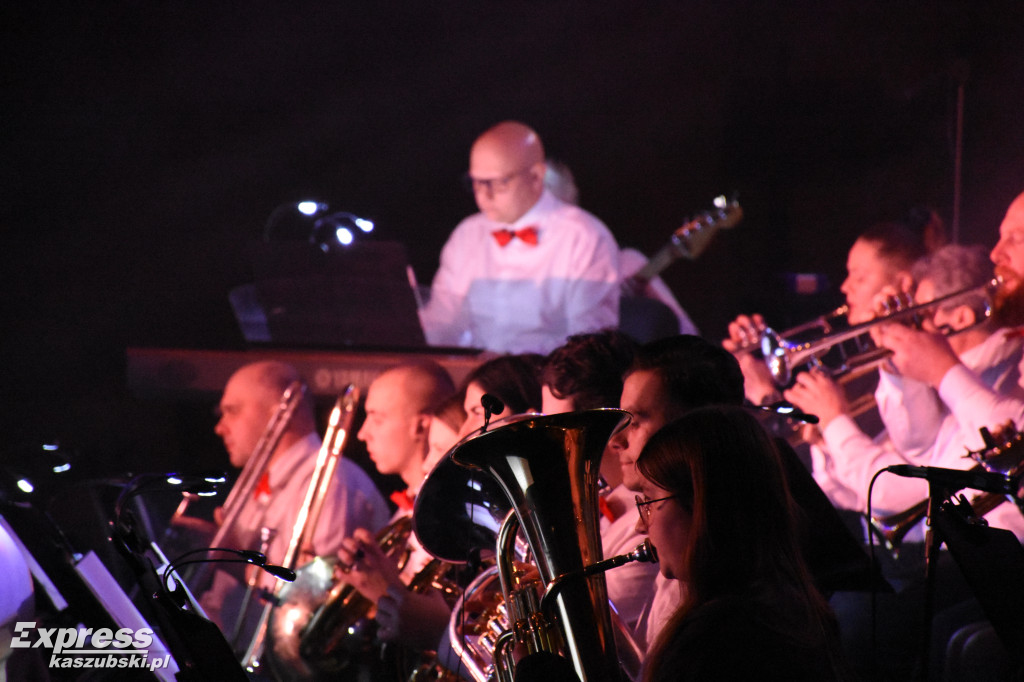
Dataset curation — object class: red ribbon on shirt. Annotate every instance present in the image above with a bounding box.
[253,471,271,500]
[492,226,539,247]
[390,489,415,511]
[599,495,618,523]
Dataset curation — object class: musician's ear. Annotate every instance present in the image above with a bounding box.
[413,414,431,437]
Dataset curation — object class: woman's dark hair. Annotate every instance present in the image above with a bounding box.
[461,353,544,414]
[431,390,467,433]
[857,221,928,272]
[627,335,745,418]
[637,406,837,677]
[542,330,638,410]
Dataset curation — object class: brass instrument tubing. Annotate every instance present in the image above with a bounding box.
[766,276,1000,385]
[188,380,304,590]
[869,428,1023,556]
[242,385,359,672]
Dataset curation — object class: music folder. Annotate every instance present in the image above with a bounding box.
[231,240,427,350]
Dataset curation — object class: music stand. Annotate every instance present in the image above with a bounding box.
[233,241,427,350]
[931,496,1024,666]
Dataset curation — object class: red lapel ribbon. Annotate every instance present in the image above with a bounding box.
[492,226,539,247]
[253,471,271,500]
[599,496,618,523]
[390,489,415,511]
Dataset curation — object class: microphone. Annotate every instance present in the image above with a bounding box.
[481,393,505,431]
[757,400,820,424]
[163,548,296,597]
[260,564,297,581]
[113,470,229,555]
[884,464,1019,496]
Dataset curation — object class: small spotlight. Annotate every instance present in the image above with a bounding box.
[17,479,35,494]
[336,227,354,246]
[52,463,72,473]
[297,201,324,216]
[354,217,374,233]
[42,443,59,451]
[167,476,184,486]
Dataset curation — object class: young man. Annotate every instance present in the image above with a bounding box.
[610,336,869,647]
[540,331,658,639]
[339,361,456,654]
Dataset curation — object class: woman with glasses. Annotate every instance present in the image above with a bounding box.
[634,405,849,681]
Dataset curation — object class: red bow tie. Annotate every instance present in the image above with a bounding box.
[492,226,539,247]
[390,489,415,511]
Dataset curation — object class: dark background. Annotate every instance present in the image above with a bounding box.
[4,1,1024,479]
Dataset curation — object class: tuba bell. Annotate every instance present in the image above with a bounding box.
[439,409,634,682]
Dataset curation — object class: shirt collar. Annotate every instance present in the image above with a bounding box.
[508,188,559,230]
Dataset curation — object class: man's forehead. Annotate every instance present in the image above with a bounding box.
[221,372,273,407]
[1001,199,1024,234]
[366,373,417,413]
[623,370,666,407]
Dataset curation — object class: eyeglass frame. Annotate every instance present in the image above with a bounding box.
[462,166,534,194]
[635,494,678,527]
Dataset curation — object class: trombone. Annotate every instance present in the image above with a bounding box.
[184,380,306,590]
[242,385,359,674]
[868,424,1024,556]
[758,276,1000,387]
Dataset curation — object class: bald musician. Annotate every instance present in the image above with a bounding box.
[340,361,456,650]
[419,120,621,354]
[199,361,390,636]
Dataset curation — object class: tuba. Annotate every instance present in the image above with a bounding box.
[434,409,637,682]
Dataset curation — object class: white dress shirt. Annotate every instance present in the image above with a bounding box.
[816,329,1024,540]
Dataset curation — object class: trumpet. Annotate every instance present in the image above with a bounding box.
[868,424,1024,557]
[760,277,1000,387]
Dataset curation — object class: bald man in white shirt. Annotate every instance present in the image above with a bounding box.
[420,121,621,354]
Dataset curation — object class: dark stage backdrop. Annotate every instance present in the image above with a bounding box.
[3,1,1024,478]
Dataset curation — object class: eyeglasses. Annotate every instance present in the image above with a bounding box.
[462,167,532,194]
[635,494,678,525]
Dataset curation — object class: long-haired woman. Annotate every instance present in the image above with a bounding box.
[635,405,849,681]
